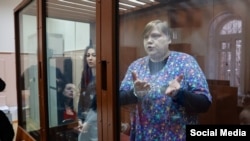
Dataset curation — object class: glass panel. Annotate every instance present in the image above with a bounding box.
[221,42,230,50]
[219,51,231,80]
[220,20,242,35]
[118,1,211,140]
[18,0,40,139]
[46,0,96,140]
[219,41,231,80]
[118,0,249,140]
[235,39,241,86]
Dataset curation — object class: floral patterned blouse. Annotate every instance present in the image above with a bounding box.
[119,51,212,141]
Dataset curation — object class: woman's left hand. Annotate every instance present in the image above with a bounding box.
[165,75,183,97]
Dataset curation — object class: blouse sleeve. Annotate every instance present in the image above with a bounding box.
[173,54,212,113]
[119,63,138,105]
[172,89,211,113]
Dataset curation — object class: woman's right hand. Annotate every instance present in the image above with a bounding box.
[78,122,89,133]
[132,71,151,97]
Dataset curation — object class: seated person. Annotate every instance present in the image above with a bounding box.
[58,82,77,124]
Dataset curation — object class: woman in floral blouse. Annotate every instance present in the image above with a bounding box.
[119,20,212,141]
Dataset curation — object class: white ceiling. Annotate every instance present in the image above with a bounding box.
[23,0,218,23]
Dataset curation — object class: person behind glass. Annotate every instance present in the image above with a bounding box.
[78,80,97,141]
[78,46,96,121]
[239,105,250,125]
[58,82,77,124]
[0,78,15,141]
[119,20,212,141]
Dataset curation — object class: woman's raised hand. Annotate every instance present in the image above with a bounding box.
[165,75,183,97]
[132,71,151,97]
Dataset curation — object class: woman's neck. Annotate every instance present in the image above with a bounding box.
[150,51,171,62]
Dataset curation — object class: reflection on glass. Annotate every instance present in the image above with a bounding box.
[19,0,40,138]
[46,0,96,140]
[119,0,250,140]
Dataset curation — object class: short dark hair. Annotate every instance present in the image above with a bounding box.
[0,78,6,92]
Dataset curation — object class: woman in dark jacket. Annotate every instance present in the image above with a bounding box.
[78,46,96,121]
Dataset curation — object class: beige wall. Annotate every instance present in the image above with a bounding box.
[0,53,17,106]
[0,0,22,53]
[0,0,22,112]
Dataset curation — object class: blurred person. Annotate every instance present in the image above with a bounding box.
[78,80,97,141]
[58,82,77,124]
[78,46,96,121]
[0,78,15,141]
[239,105,250,125]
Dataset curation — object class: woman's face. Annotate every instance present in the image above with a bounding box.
[63,83,76,98]
[143,27,171,62]
[86,48,96,68]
